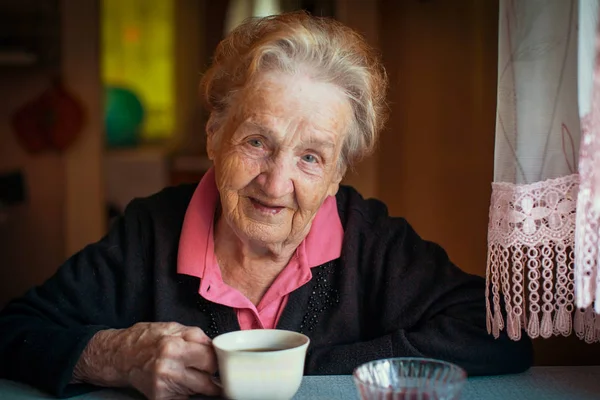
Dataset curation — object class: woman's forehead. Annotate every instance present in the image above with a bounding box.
[234,72,352,136]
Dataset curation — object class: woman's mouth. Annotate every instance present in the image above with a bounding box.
[249,197,285,214]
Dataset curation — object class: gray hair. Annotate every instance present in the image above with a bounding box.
[200,11,388,168]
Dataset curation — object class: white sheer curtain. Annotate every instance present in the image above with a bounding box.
[487,0,600,343]
[575,0,600,328]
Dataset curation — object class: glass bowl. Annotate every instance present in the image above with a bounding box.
[353,357,467,400]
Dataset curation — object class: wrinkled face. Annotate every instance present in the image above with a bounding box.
[207,71,352,246]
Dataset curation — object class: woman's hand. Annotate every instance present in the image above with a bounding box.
[73,322,220,399]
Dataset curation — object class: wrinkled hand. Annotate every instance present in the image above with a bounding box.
[74,322,220,399]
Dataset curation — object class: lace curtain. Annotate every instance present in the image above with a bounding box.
[486,0,600,343]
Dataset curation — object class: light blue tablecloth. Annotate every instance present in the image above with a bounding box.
[1,366,599,399]
[295,366,600,400]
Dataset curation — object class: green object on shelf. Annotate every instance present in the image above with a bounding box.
[104,86,145,147]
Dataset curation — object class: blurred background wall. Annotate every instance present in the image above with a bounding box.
[0,0,103,306]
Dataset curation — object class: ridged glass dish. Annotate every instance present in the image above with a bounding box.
[353,358,467,400]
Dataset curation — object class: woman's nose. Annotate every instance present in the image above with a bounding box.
[255,158,294,199]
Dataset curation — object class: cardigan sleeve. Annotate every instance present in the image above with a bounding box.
[0,201,151,398]
[306,216,533,376]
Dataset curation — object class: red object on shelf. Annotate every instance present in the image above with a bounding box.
[11,78,85,154]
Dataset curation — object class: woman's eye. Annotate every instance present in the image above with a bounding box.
[248,139,263,148]
[302,154,318,163]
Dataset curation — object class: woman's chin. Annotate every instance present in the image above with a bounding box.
[236,222,291,246]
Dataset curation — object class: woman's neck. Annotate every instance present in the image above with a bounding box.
[213,215,303,305]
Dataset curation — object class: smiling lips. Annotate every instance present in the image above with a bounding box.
[249,197,286,214]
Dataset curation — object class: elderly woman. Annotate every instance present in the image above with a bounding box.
[0,12,531,400]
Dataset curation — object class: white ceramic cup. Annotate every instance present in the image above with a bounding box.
[212,329,310,400]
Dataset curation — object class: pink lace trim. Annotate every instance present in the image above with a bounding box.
[486,175,600,343]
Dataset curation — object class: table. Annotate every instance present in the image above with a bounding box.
[1,366,599,399]
[297,366,600,400]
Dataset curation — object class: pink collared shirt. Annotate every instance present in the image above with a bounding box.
[177,168,344,330]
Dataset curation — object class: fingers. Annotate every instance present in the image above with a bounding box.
[182,367,222,397]
[181,326,212,345]
[148,322,211,345]
[154,331,217,374]
[123,323,219,399]
[180,327,216,373]
[131,348,220,399]
[182,343,219,375]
